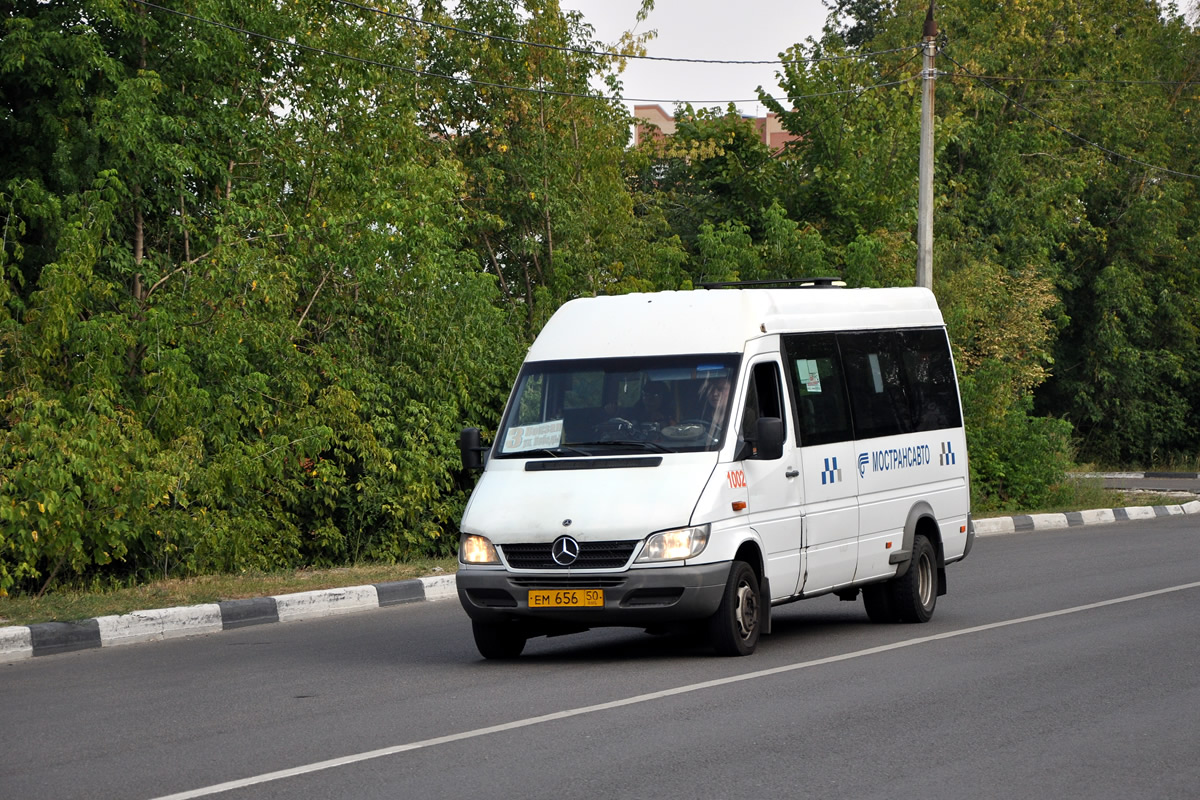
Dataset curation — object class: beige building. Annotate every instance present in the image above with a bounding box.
[633,104,798,152]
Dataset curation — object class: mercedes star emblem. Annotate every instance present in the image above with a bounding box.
[551,535,580,566]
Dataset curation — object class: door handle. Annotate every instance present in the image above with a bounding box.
[785,469,799,478]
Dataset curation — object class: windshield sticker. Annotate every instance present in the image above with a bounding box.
[502,419,565,453]
[798,359,822,393]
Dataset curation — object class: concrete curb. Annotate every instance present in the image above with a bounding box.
[4,500,1198,664]
[973,499,1200,536]
[0,574,456,664]
[1071,471,1200,480]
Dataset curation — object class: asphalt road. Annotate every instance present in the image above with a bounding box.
[4,516,1199,800]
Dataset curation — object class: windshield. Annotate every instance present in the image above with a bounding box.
[495,354,741,457]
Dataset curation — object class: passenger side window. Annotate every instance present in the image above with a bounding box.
[782,333,854,446]
[839,331,910,439]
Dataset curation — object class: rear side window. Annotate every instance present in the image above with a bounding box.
[898,329,962,432]
[839,328,961,440]
[784,328,961,444]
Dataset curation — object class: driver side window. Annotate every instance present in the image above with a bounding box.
[741,361,785,459]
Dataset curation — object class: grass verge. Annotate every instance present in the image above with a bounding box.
[974,476,1197,518]
[0,558,458,627]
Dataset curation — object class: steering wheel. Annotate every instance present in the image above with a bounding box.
[594,417,638,441]
[660,419,716,441]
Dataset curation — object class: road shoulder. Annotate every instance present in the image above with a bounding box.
[4,500,1198,663]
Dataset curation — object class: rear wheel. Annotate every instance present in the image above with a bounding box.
[863,534,938,624]
[862,583,898,623]
[890,534,938,623]
[472,620,527,659]
[709,561,761,656]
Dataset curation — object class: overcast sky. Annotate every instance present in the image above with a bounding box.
[558,0,831,116]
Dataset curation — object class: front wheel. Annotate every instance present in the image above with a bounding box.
[472,620,527,659]
[708,561,761,656]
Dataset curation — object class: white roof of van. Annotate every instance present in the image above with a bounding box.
[527,287,944,361]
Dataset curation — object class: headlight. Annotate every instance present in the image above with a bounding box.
[636,524,710,563]
[460,534,500,565]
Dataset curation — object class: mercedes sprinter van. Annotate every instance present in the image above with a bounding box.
[457,284,973,658]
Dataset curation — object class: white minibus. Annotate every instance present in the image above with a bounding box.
[457,283,973,658]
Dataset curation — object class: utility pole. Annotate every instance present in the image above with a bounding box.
[916,1,937,289]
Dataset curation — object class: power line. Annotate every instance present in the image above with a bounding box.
[129,1,919,107]
[328,0,921,68]
[939,50,1200,180]
[937,69,1199,88]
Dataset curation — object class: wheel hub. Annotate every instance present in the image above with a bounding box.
[734,581,758,639]
[917,553,933,608]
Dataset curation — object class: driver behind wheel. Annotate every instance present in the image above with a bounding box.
[698,376,731,442]
[631,381,676,430]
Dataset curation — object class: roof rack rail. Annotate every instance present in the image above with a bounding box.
[697,277,846,289]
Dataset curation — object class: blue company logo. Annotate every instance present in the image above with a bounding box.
[821,456,843,485]
[857,441,959,476]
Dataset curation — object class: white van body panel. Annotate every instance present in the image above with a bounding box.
[527,288,943,362]
[795,438,861,594]
[460,454,717,546]
[854,427,970,580]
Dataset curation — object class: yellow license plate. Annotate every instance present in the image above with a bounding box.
[528,589,604,608]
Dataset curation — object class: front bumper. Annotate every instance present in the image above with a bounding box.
[457,561,732,630]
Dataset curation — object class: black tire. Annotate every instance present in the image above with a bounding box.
[889,534,938,623]
[862,583,899,623]
[472,620,527,659]
[708,561,761,656]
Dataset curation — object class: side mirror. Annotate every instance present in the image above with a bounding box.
[459,427,487,471]
[753,416,785,460]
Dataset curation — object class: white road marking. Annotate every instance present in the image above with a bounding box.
[150,580,1200,800]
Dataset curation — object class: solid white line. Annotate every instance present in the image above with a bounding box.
[149,580,1200,800]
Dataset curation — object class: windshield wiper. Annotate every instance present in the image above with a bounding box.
[571,440,673,454]
[518,445,591,458]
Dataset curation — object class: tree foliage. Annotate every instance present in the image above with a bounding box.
[2,0,1199,593]
[769,0,1200,503]
[0,0,526,592]
[927,0,1200,468]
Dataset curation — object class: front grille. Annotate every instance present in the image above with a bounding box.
[510,576,626,589]
[500,540,638,570]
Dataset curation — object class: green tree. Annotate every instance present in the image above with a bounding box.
[926,0,1200,466]
[765,2,1084,507]
[627,105,841,284]
[0,0,522,593]
[418,0,681,334]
